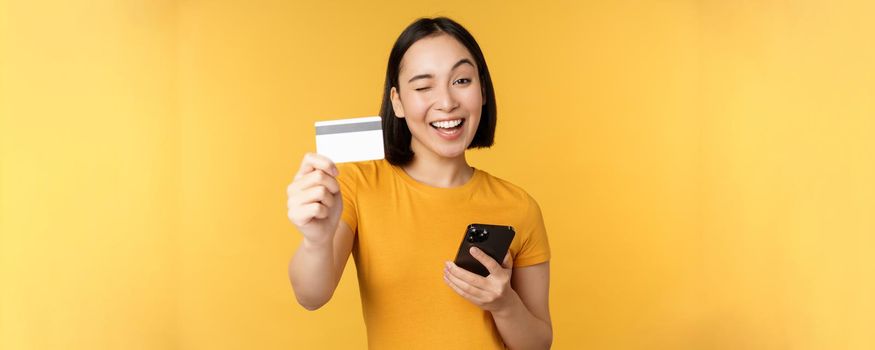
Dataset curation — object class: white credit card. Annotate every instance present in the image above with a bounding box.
[315,116,385,163]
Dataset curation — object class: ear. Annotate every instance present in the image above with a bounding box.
[390,87,406,118]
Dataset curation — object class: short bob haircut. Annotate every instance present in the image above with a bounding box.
[380,17,497,166]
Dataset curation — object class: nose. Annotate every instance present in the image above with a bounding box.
[433,85,459,113]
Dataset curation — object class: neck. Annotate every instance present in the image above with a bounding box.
[402,141,474,188]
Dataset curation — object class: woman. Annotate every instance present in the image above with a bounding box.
[287,17,552,349]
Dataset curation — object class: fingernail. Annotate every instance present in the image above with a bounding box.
[469,247,478,254]
[445,261,452,269]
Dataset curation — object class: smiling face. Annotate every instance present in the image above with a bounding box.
[390,33,484,161]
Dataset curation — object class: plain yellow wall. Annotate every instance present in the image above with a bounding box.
[1,0,873,349]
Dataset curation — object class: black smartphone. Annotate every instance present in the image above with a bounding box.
[453,224,516,277]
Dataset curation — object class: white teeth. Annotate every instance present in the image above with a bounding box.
[430,119,463,129]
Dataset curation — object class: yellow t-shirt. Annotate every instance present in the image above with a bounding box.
[336,159,551,349]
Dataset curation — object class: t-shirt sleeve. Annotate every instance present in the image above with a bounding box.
[336,163,358,233]
[513,194,551,268]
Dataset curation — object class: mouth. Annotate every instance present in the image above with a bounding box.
[429,118,465,141]
[429,118,465,130]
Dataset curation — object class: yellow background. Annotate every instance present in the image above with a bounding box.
[2,0,873,349]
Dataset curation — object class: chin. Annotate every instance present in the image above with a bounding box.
[432,144,469,159]
[411,129,474,159]
[437,150,465,159]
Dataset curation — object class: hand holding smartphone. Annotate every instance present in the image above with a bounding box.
[453,224,515,277]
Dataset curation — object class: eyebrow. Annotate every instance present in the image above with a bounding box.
[406,58,475,84]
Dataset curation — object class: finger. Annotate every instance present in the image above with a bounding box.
[303,202,330,220]
[296,186,336,208]
[443,274,486,304]
[445,261,488,290]
[502,252,513,269]
[469,247,503,275]
[289,169,340,194]
[290,202,328,225]
[295,153,338,179]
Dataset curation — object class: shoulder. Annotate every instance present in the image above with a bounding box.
[480,171,550,265]
[336,159,379,177]
[336,159,393,187]
[477,170,542,211]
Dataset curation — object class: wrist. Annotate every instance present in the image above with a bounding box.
[301,236,333,252]
[490,290,523,320]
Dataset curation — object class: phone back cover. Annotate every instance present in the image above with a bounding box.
[453,224,515,277]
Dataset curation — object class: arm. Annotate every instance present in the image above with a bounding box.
[444,248,552,349]
[286,153,355,310]
[494,262,552,349]
[288,221,355,310]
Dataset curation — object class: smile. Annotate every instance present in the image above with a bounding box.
[429,118,465,130]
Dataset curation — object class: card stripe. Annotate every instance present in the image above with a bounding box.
[315,121,382,135]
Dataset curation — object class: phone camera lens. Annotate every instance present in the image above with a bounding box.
[466,226,490,243]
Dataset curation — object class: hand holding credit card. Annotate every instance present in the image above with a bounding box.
[315,116,385,163]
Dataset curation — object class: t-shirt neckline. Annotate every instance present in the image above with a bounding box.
[387,160,484,194]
